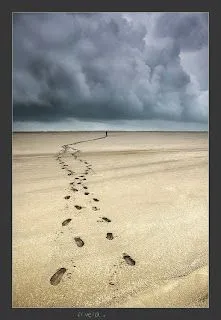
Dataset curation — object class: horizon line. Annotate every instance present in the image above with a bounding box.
[13,130,208,133]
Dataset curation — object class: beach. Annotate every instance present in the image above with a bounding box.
[12,131,208,308]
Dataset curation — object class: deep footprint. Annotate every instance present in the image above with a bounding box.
[75,205,83,210]
[50,268,67,285]
[93,198,99,202]
[123,254,136,266]
[101,217,111,222]
[84,192,89,195]
[64,196,70,199]
[62,218,72,226]
[83,186,88,189]
[74,237,84,247]
[106,233,114,240]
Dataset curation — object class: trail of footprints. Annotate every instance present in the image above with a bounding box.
[50,138,136,289]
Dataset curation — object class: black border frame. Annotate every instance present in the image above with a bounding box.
[1,1,221,319]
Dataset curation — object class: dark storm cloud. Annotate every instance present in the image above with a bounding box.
[154,13,208,51]
[13,13,208,124]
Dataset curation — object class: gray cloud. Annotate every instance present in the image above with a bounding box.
[13,12,208,127]
[154,13,208,51]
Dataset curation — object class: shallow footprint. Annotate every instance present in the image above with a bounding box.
[64,195,70,199]
[123,253,136,266]
[50,268,67,285]
[83,186,88,189]
[62,218,72,226]
[74,237,84,247]
[108,261,124,287]
[92,206,100,211]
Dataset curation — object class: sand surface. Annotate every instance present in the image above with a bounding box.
[12,131,208,308]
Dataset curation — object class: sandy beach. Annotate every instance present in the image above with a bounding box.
[12,131,208,308]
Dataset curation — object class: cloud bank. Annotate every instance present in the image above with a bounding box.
[13,12,208,130]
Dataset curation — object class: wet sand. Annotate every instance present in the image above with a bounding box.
[12,131,208,308]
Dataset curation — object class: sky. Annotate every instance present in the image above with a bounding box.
[13,12,208,131]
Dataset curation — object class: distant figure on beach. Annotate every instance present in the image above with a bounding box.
[105,131,107,137]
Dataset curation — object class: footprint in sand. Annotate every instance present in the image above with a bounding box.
[50,268,67,285]
[93,198,99,202]
[97,217,111,222]
[102,217,111,222]
[123,253,136,266]
[108,261,124,287]
[64,195,70,199]
[75,205,83,210]
[74,237,84,247]
[62,218,72,226]
[92,206,100,211]
[108,255,136,287]
[72,188,78,192]
[106,232,114,240]
[83,186,88,189]
[84,192,89,195]
[77,182,81,185]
